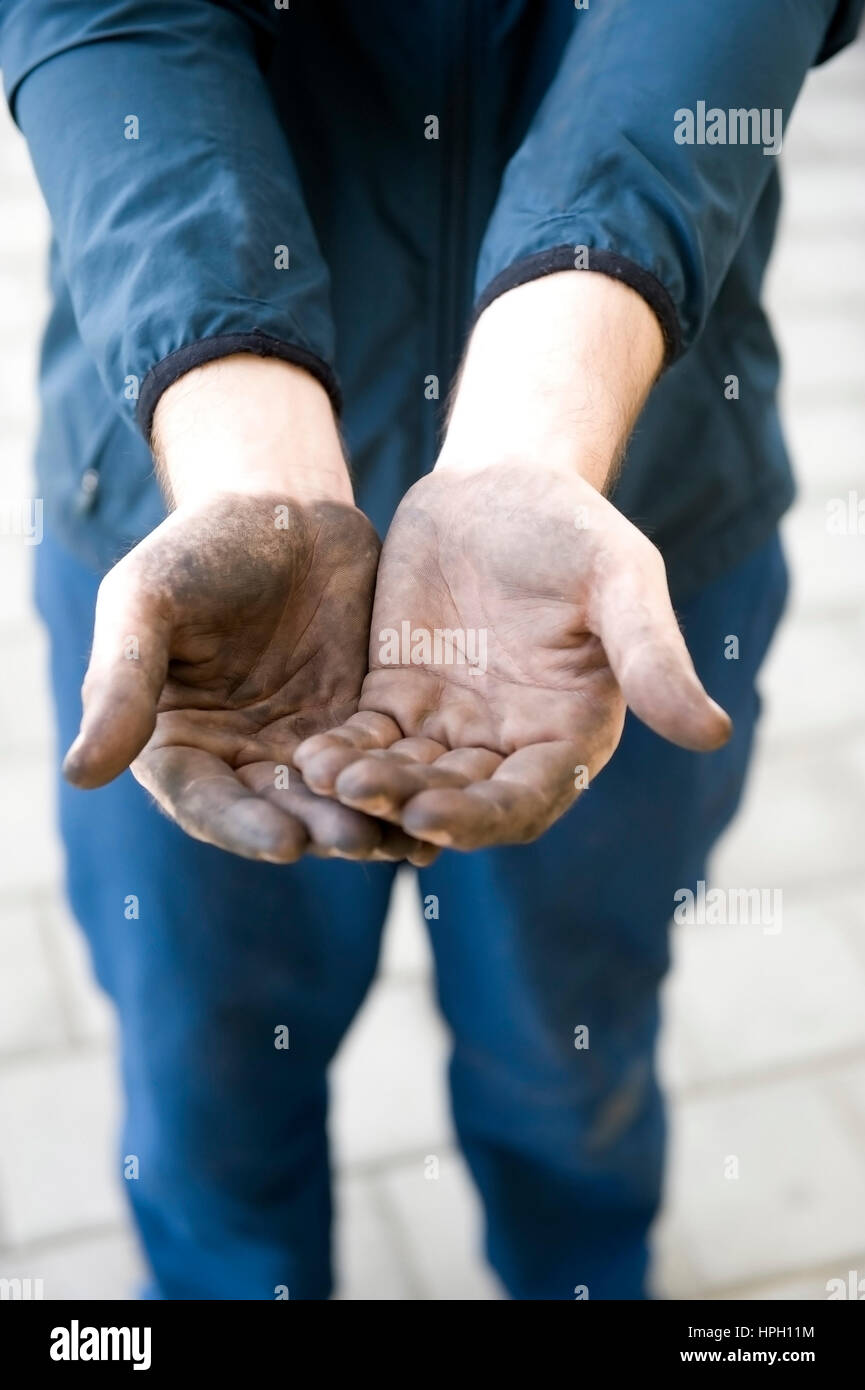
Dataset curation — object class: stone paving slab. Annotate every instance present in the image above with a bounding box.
[0,1051,124,1247]
[661,1076,865,1292]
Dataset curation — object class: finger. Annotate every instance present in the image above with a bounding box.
[294,712,403,793]
[298,711,403,753]
[595,557,732,752]
[63,568,171,788]
[400,742,579,850]
[334,757,471,819]
[376,825,441,867]
[424,748,503,779]
[386,737,448,762]
[133,746,309,863]
[238,761,385,860]
[239,762,438,864]
[403,838,441,868]
[332,744,503,820]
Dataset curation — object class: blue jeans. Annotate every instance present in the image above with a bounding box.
[34,528,787,1300]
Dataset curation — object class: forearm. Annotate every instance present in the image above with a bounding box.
[4,1,337,441]
[152,356,354,509]
[155,274,661,514]
[474,0,845,359]
[437,272,664,491]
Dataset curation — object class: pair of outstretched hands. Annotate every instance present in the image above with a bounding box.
[62,278,731,864]
[62,462,731,865]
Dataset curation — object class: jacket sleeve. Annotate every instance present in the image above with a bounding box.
[475,0,864,365]
[0,0,339,440]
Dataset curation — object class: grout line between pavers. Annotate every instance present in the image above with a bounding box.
[365,1169,432,1302]
[0,1035,112,1074]
[0,1220,133,1261]
[666,1041,865,1105]
[34,894,86,1049]
[822,1069,865,1160]
[702,1247,865,1302]
[337,1142,459,1183]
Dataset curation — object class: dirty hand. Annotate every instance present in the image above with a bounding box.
[63,357,436,865]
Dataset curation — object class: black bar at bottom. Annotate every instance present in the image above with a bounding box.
[0,1297,859,1375]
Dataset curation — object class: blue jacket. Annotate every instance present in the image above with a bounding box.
[2,1,861,597]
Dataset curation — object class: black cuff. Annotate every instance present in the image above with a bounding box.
[137,330,342,442]
[474,246,682,368]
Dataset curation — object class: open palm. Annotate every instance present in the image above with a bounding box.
[63,494,434,863]
[295,465,731,850]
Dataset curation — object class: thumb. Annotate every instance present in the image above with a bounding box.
[593,552,732,752]
[63,567,171,788]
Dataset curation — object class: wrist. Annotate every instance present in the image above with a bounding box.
[436,270,664,491]
[151,354,354,509]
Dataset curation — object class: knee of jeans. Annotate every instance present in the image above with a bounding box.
[121,1071,328,1210]
[449,1011,661,1123]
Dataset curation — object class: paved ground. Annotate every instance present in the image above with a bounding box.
[1,40,864,1301]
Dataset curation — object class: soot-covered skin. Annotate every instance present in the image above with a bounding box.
[63,494,437,865]
[295,465,731,851]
